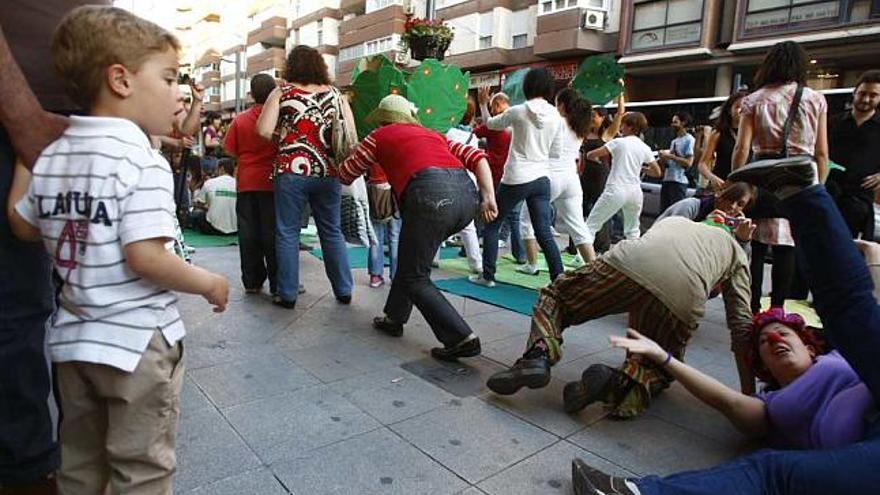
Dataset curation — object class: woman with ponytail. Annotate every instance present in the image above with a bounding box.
[517,87,594,274]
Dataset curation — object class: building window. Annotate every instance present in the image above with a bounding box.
[317,19,323,46]
[479,11,493,49]
[512,33,528,48]
[739,0,878,37]
[294,28,300,44]
[339,45,364,61]
[366,0,402,13]
[479,36,493,49]
[540,0,607,15]
[631,0,703,51]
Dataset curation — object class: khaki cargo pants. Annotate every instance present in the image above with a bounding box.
[56,331,184,495]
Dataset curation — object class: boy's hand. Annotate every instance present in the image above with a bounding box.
[477,87,490,105]
[189,81,205,103]
[204,274,229,312]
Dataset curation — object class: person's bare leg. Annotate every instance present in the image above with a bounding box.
[576,242,596,263]
[524,238,539,265]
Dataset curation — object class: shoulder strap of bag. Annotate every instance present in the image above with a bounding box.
[780,84,804,158]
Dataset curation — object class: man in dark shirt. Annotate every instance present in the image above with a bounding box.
[0,2,106,493]
[828,70,880,240]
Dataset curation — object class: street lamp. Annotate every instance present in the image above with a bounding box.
[220,52,243,114]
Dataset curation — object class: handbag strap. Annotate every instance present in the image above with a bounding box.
[780,84,804,158]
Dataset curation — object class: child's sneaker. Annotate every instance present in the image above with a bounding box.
[369,275,385,288]
[516,263,539,275]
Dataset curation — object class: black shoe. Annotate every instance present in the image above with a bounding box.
[373,316,403,337]
[272,296,296,309]
[487,356,551,395]
[572,458,636,495]
[431,336,481,362]
[727,157,815,195]
[337,294,352,304]
[563,364,617,414]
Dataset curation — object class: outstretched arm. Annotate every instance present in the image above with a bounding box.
[698,131,726,190]
[610,329,768,437]
[0,25,68,170]
[602,86,626,142]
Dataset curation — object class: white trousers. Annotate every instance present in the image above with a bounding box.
[520,170,591,246]
[584,183,643,245]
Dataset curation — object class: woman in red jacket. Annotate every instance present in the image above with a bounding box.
[338,95,498,361]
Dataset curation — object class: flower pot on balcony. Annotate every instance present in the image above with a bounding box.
[408,35,450,61]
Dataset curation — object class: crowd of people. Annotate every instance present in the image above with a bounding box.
[1,3,879,494]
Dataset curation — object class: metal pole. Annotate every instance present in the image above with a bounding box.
[234,51,242,113]
[426,0,435,20]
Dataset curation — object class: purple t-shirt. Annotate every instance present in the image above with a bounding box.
[758,351,875,449]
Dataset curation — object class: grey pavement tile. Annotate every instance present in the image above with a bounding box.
[186,340,279,370]
[464,311,532,344]
[568,415,739,476]
[283,337,406,383]
[184,469,288,495]
[223,385,381,464]
[174,406,262,493]
[355,320,441,362]
[189,351,319,408]
[482,334,602,368]
[647,384,744,445]
[399,356,508,398]
[478,440,634,495]
[458,488,488,495]
[481,377,601,438]
[272,428,468,495]
[391,397,557,484]
[180,377,212,415]
[328,366,457,424]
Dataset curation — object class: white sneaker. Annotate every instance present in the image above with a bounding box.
[571,254,585,267]
[516,263,539,275]
[470,265,483,275]
[498,240,508,249]
[468,274,496,288]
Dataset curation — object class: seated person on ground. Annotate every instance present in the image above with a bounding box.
[191,158,238,235]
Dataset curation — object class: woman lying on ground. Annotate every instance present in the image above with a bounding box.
[609,307,872,450]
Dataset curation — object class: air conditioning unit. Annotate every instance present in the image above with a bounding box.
[582,9,606,31]
[394,51,410,65]
[403,0,415,15]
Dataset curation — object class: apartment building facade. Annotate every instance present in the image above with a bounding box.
[618,0,880,100]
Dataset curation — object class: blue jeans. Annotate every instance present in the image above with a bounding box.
[635,185,880,494]
[274,173,352,302]
[369,217,401,279]
[483,177,562,281]
[498,197,526,263]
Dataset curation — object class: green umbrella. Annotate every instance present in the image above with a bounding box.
[571,54,624,106]
[406,58,469,133]
[501,69,529,106]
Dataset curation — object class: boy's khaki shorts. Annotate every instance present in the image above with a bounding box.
[56,331,184,495]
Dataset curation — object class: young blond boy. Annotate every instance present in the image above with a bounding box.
[5,6,228,494]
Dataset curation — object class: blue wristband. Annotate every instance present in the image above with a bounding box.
[661,351,672,367]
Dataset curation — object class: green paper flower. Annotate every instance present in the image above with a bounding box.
[572,54,625,106]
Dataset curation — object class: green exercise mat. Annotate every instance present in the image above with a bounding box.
[571,54,624,106]
[182,228,238,248]
[438,252,584,291]
[435,277,536,316]
[759,297,822,328]
[310,246,461,270]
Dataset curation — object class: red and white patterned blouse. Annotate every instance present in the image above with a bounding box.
[273,85,339,178]
[740,82,827,158]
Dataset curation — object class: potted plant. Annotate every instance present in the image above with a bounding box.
[402,16,454,61]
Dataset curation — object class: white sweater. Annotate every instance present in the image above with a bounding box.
[487,98,563,185]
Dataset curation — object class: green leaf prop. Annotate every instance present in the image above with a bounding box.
[406,59,469,132]
[349,55,469,138]
[349,55,407,139]
[501,69,528,106]
[571,54,624,106]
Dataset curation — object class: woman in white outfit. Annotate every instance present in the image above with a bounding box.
[443,100,483,274]
[582,112,662,261]
[518,88,593,275]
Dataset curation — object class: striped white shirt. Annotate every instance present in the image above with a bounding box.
[15,116,185,372]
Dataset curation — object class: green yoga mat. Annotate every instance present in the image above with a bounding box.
[310,246,462,270]
[435,277,536,316]
[438,253,584,291]
[182,229,238,248]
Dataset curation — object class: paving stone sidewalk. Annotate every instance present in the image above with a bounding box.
[174,245,756,494]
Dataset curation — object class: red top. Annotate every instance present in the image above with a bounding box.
[273,85,339,178]
[473,124,510,185]
[367,163,388,185]
[338,123,487,198]
[223,105,275,192]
